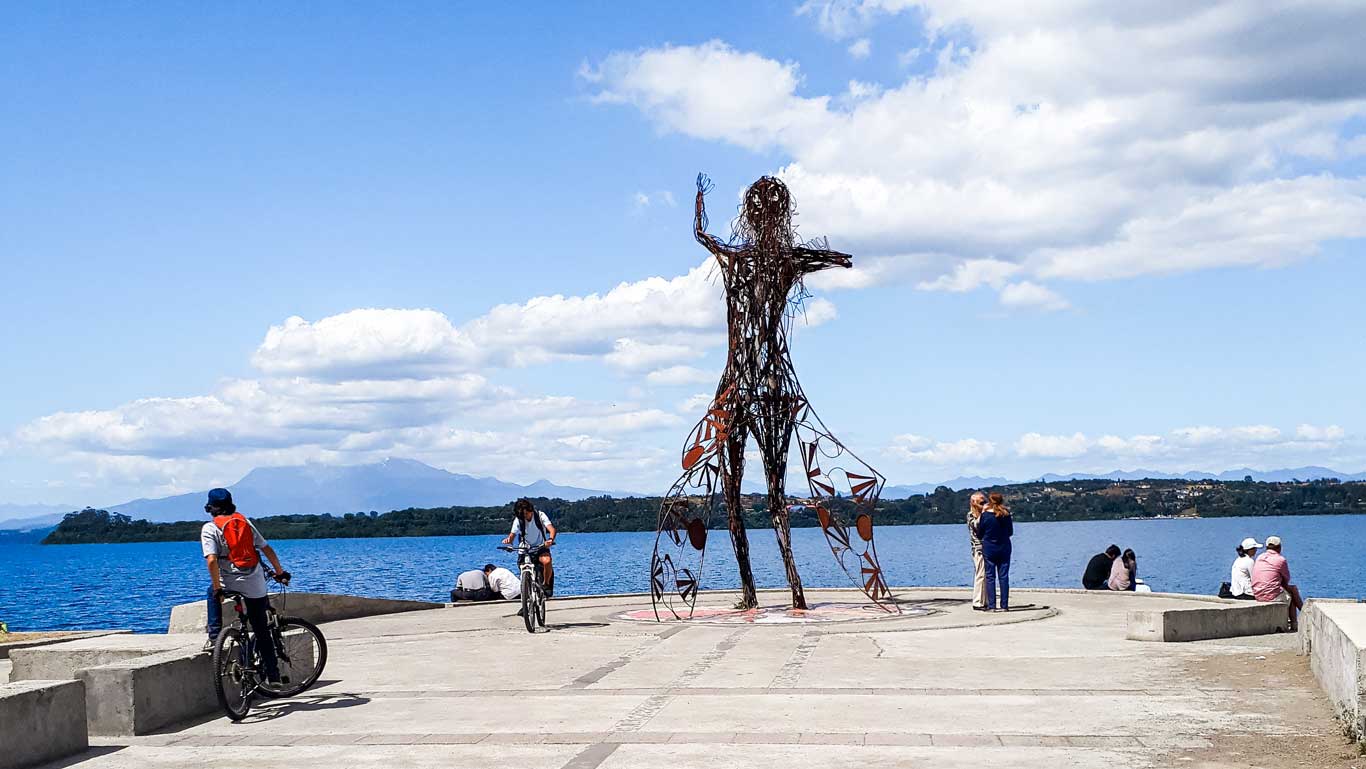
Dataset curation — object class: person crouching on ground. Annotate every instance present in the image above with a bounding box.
[501,498,556,597]
[977,492,1014,612]
[968,492,988,611]
[1083,545,1121,590]
[1228,538,1261,599]
[201,488,290,689]
[450,564,500,602]
[1108,548,1137,591]
[1251,535,1304,631]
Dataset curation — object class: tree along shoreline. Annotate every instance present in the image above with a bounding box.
[40,478,1366,545]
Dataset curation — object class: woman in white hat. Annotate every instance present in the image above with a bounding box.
[1228,537,1261,599]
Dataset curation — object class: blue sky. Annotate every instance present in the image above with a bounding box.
[3,2,1365,507]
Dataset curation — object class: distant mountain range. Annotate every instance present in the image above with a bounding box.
[0,459,632,529]
[3,460,1363,531]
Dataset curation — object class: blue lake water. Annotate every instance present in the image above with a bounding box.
[1,514,1362,633]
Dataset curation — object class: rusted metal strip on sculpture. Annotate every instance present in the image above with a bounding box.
[651,172,888,617]
[792,403,898,612]
[650,384,734,619]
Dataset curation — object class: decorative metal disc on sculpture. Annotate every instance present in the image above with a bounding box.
[651,173,897,619]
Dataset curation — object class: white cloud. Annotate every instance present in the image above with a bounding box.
[1296,424,1345,442]
[916,258,1019,292]
[848,38,872,59]
[1015,432,1089,459]
[889,434,996,464]
[997,281,1070,312]
[677,393,714,414]
[604,339,701,372]
[587,6,1366,302]
[645,365,715,386]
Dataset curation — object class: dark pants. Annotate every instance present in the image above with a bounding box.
[207,587,279,681]
[450,586,497,602]
[984,550,1011,610]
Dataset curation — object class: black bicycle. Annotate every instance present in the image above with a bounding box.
[212,568,328,721]
[498,544,547,633]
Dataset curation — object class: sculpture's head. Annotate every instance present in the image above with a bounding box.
[741,176,791,236]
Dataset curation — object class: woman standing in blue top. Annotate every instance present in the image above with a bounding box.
[976,491,1014,611]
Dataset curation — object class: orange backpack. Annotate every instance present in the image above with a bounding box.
[213,513,261,569]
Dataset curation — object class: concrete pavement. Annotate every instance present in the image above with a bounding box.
[40,589,1359,769]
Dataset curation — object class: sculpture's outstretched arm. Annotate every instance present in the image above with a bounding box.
[695,173,739,269]
[793,241,853,274]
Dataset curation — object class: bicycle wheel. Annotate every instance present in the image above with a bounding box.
[213,627,254,721]
[521,571,536,633]
[263,618,328,697]
[535,583,546,627]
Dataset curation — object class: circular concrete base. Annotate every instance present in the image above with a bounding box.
[612,601,931,625]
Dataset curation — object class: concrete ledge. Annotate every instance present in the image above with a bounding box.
[77,648,215,736]
[0,679,88,769]
[0,630,131,659]
[168,592,443,633]
[9,633,199,681]
[1125,600,1289,642]
[1300,600,1366,743]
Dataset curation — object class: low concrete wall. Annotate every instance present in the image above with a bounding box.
[9,634,199,681]
[0,679,88,769]
[167,592,443,634]
[78,649,216,736]
[1300,601,1366,743]
[1126,600,1289,642]
[0,630,131,660]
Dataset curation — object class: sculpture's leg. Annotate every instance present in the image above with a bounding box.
[722,425,758,609]
[765,472,807,610]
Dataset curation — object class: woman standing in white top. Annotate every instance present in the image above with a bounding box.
[967,492,987,610]
[1229,537,1261,599]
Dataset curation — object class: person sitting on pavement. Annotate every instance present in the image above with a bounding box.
[1108,548,1137,591]
[200,488,290,689]
[450,565,500,602]
[486,563,520,601]
[1083,545,1121,590]
[1228,538,1261,600]
[1251,535,1304,631]
[500,498,557,597]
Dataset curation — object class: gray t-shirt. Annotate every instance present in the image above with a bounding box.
[456,569,489,591]
[200,516,269,599]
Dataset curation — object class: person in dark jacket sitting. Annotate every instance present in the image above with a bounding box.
[1083,545,1121,590]
[975,492,1014,612]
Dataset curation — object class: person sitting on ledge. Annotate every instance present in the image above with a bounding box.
[1083,545,1121,590]
[1108,548,1137,591]
[1227,537,1261,599]
[450,565,500,602]
[1251,535,1304,631]
[486,562,520,601]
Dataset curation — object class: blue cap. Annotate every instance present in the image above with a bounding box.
[207,488,233,506]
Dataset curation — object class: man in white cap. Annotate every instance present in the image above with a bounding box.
[1229,537,1261,599]
[1250,535,1304,630]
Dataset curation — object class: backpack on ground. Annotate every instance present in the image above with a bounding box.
[213,513,261,569]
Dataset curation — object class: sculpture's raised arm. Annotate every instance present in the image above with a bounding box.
[694,173,739,268]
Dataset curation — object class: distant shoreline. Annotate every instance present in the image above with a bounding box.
[35,477,1366,545]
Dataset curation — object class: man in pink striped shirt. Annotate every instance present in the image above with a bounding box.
[1250,536,1303,631]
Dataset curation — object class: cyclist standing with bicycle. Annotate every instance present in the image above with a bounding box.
[200,488,289,685]
[500,498,556,597]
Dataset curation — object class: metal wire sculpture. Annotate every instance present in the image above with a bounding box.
[650,173,895,619]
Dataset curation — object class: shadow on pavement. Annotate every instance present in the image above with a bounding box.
[242,692,371,723]
[37,746,126,768]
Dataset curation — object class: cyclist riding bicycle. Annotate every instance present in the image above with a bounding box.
[200,488,291,685]
[500,498,556,597]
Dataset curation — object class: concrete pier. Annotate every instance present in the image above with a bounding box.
[28,589,1362,768]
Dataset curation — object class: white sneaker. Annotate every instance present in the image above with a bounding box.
[201,638,215,652]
